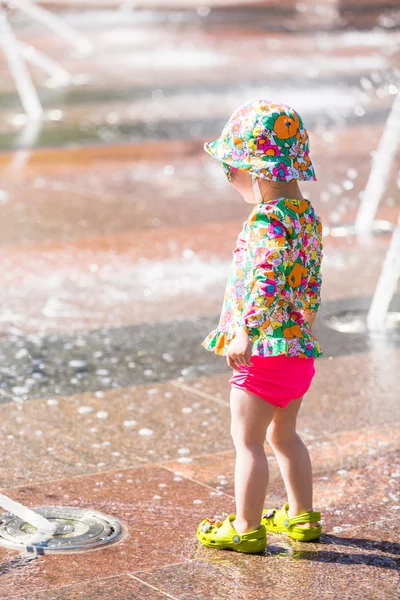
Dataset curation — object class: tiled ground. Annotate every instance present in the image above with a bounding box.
[0,1,399,598]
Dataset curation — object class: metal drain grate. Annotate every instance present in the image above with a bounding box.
[0,507,124,554]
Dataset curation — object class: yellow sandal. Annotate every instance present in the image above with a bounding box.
[197,515,267,553]
[262,504,321,541]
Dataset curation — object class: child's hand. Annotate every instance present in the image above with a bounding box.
[227,329,253,370]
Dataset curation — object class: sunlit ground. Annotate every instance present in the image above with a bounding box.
[0,1,399,598]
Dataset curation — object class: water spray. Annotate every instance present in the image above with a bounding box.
[0,1,93,121]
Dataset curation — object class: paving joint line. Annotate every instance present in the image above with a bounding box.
[127,575,180,600]
[4,419,397,493]
[170,379,230,407]
[161,464,235,500]
[0,452,238,496]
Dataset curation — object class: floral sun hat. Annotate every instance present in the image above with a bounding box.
[204,99,316,182]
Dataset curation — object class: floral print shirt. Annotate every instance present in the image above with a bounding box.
[202,197,323,358]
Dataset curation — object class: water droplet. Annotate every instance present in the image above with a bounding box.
[342,180,354,191]
[178,448,190,455]
[123,420,137,427]
[376,87,387,98]
[47,399,58,406]
[49,109,63,121]
[106,112,120,125]
[164,165,174,176]
[78,406,94,414]
[346,168,358,179]
[197,5,211,17]
[193,499,203,505]
[151,89,164,101]
[138,428,153,436]
[69,360,87,368]
[12,386,28,396]
[96,411,109,419]
[354,106,365,117]
[360,77,373,90]
[182,407,193,414]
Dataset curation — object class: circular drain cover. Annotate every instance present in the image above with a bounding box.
[0,507,124,554]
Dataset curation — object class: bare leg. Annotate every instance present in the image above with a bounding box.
[230,386,276,534]
[266,397,318,527]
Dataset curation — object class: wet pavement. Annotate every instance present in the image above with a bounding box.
[0,1,399,598]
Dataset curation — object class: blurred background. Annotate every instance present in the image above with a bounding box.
[0,0,399,393]
[0,2,399,596]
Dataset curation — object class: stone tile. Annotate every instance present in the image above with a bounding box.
[0,383,230,488]
[164,421,400,531]
[0,317,227,401]
[134,548,399,600]
[330,517,400,556]
[14,575,173,600]
[165,448,285,505]
[0,466,232,598]
[315,449,400,532]
[180,350,400,436]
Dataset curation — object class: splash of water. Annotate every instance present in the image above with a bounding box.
[13,0,93,54]
[0,493,57,537]
[354,90,400,236]
[0,10,43,120]
[367,216,400,331]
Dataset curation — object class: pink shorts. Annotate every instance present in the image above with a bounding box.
[229,355,315,408]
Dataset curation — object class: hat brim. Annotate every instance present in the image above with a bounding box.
[204,140,317,182]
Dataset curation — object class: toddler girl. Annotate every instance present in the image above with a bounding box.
[197,100,323,553]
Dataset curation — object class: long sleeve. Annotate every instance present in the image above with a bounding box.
[238,209,291,335]
[302,219,323,314]
[302,264,322,313]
